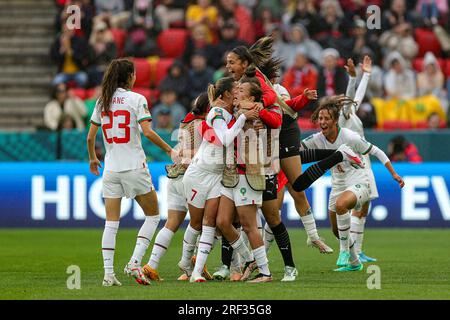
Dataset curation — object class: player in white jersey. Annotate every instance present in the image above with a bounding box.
[302,97,405,271]
[178,77,259,282]
[139,93,211,282]
[340,56,379,263]
[86,59,176,286]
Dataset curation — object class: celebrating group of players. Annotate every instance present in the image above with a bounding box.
[86,36,405,287]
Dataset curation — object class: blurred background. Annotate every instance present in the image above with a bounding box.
[0,0,449,228]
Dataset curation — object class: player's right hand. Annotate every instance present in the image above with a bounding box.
[393,174,405,188]
[89,158,101,176]
[244,108,260,121]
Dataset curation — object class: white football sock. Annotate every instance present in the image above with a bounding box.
[180,224,200,266]
[351,216,366,254]
[193,226,215,276]
[230,247,242,270]
[130,215,160,265]
[253,246,270,275]
[231,233,254,263]
[257,208,264,236]
[349,237,361,265]
[300,208,320,241]
[263,222,274,253]
[102,220,119,276]
[337,212,351,252]
[148,227,174,269]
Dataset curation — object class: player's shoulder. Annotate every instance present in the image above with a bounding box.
[207,107,230,121]
[340,127,359,139]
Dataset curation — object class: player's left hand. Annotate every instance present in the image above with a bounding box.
[169,149,180,163]
[303,88,318,100]
[89,158,101,176]
[393,174,405,188]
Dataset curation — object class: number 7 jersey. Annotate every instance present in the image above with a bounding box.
[90,88,152,172]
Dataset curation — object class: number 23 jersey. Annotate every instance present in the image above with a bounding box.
[91,88,152,172]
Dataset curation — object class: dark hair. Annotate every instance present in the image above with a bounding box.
[192,92,209,115]
[207,77,235,103]
[51,83,67,100]
[231,36,280,80]
[98,58,135,113]
[390,135,407,154]
[239,77,263,102]
[311,95,356,123]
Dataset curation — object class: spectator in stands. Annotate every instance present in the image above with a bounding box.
[217,0,255,44]
[427,112,443,129]
[382,0,417,30]
[339,0,382,17]
[58,114,77,131]
[124,22,158,58]
[87,21,117,87]
[159,60,190,108]
[269,24,288,70]
[44,83,87,131]
[356,97,377,129]
[379,21,418,64]
[281,49,318,98]
[283,23,323,68]
[388,135,423,163]
[208,19,247,69]
[126,0,159,32]
[154,0,187,30]
[384,51,417,100]
[282,0,319,37]
[316,48,347,98]
[50,22,90,88]
[154,107,174,131]
[186,0,219,44]
[416,0,448,27]
[56,0,94,38]
[417,52,445,97]
[151,89,186,129]
[253,6,280,40]
[94,0,130,29]
[182,24,211,66]
[186,50,214,103]
[347,19,381,66]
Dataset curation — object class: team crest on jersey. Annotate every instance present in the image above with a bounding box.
[143,103,150,114]
[240,187,247,196]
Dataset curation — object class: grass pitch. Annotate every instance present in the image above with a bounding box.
[0,228,449,300]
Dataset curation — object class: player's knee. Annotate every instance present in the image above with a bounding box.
[335,199,349,214]
[265,214,281,228]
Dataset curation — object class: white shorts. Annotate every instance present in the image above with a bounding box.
[328,183,371,212]
[183,165,222,209]
[167,175,188,212]
[103,168,154,199]
[220,175,263,207]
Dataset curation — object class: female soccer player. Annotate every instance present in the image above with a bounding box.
[226,37,361,254]
[340,56,379,263]
[139,92,210,282]
[86,58,176,286]
[180,77,259,282]
[301,97,405,271]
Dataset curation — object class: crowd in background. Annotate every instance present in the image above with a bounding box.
[43,0,450,161]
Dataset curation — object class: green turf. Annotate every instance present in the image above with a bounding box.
[0,228,449,300]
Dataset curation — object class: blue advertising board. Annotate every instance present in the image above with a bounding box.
[0,162,449,228]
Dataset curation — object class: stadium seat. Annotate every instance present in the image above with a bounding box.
[414,28,442,58]
[157,29,188,59]
[110,28,127,57]
[446,59,450,77]
[132,87,153,107]
[415,119,447,129]
[69,88,86,100]
[153,58,174,87]
[297,117,319,131]
[381,120,412,130]
[132,58,152,88]
[85,88,97,100]
[412,57,446,72]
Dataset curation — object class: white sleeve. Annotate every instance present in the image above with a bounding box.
[301,134,319,149]
[90,101,102,126]
[342,76,357,118]
[212,114,247,147]
[353,72,370,112]
[368,144,390,165]
[136,95,152,123]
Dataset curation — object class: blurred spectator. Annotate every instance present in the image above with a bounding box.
[427,112,442,129]
[317,48,347,98]
[253,6,280,40]
[44,83,87,131]
[379,22,418,64]
[50,23,90,88]
[417,52,445,96]
[151,89,186,129]
[208,20,247,69]
[124,25,158,58]
[84,86,102,127]
[126,0,159,32]
[186,0,219,43]
[281,49,318,97]
[94,0,131,29]
[416,0,448,27]
[315,0,352,50]
[87,21,117,87]
[339,0,382,17]
[282,0,319,37]
[283,23,323,68]
[159,60,190,108]
[356,97,377,129]
[217,0,254,44]
[182,24,211,66]
[58,114,77,131]
[388,135,423,163]
[382,0,417,30]
[269,24,288,69]
[347,19,380,65]
[56,0,94,38]
[154,0,187,30]
[384,51,417,99]
[186,50,214,103]
[154,107,174,131]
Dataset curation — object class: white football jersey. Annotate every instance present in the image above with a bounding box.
[91,88,152,172]
[302,128,372,189]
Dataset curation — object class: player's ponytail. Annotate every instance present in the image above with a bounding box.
[207,77,235,105]
[99,58,135,113]
[311,95,356,123]
[192,92,209,115]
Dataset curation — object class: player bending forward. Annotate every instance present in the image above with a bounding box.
[301,96,405,271]
[87,59,175,286]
